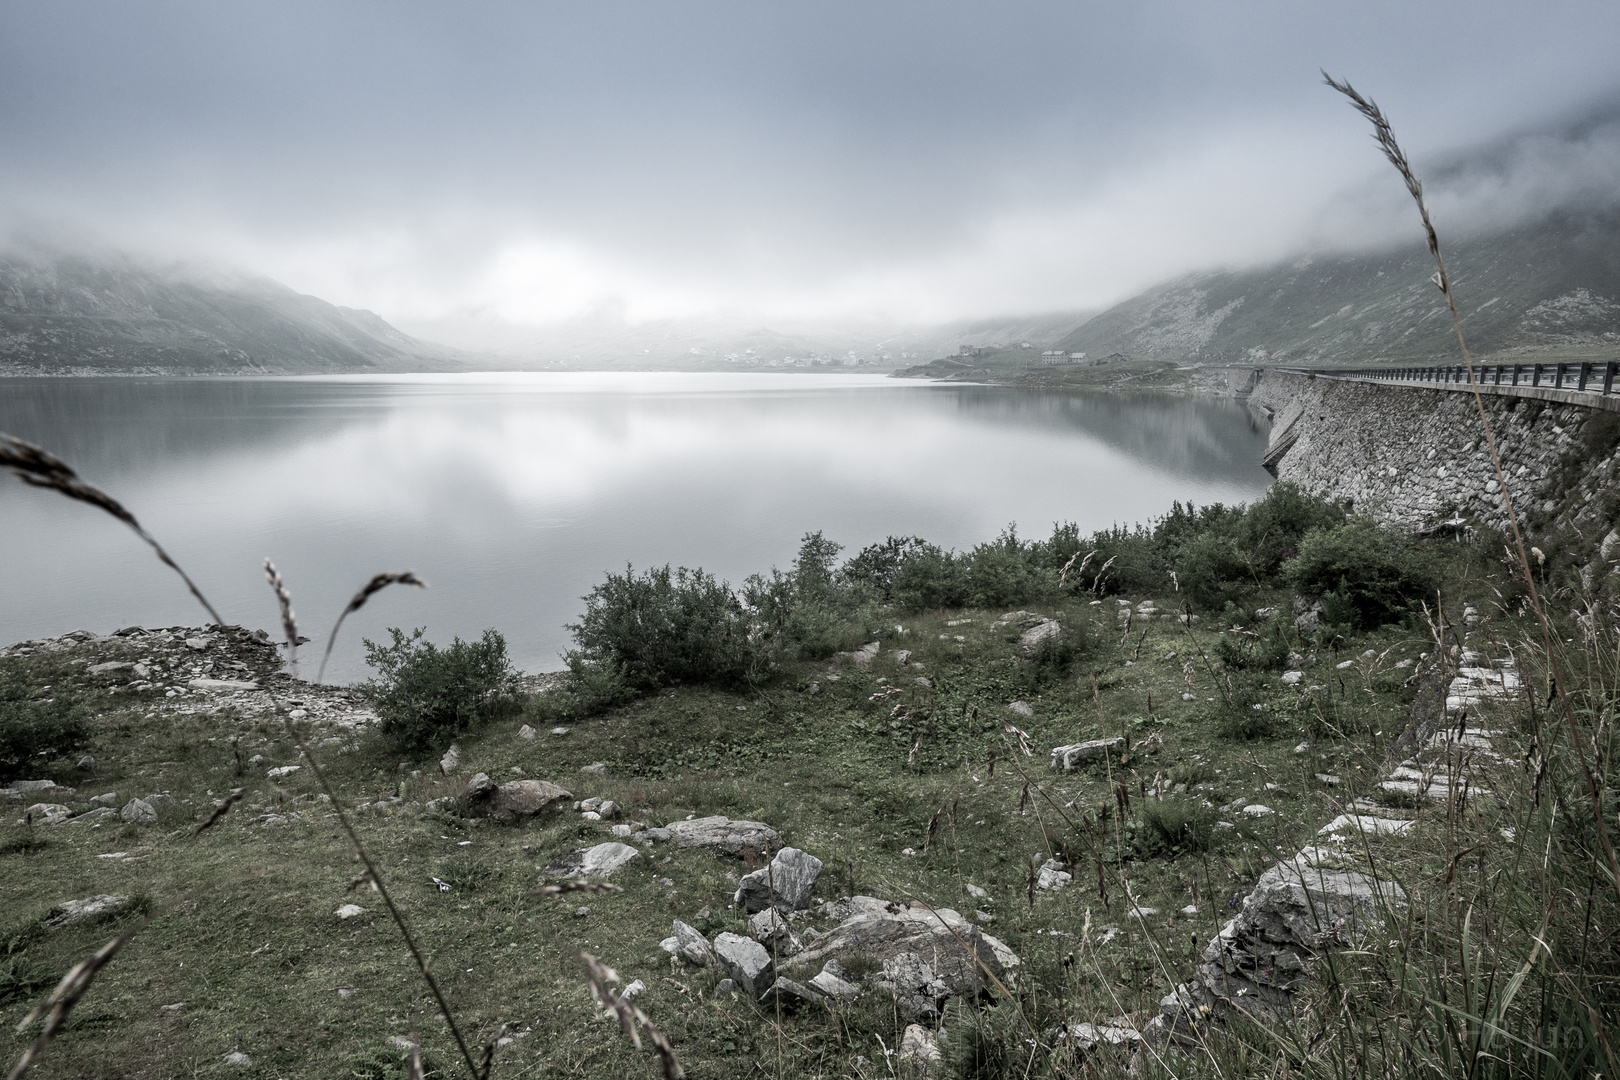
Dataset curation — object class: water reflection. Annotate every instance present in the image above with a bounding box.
[0,374,1272,680]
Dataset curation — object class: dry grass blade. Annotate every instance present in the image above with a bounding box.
[192,788,245,836]
[1,433,223,626]
[8,920,147,1080]
[263,559,299,679]
[1326,70,1620,904]
[406,1047,425,1080]
[579,950,685,1080]
[315,571,429,684]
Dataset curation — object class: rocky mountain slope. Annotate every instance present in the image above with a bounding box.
[1054,204,1620,366]
[0,253,470,375]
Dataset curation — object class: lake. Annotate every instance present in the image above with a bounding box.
[0,373,1273,681]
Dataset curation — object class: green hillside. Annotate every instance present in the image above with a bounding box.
[1052,205,1620,367]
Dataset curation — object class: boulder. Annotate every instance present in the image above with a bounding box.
[474,779,572,822]
[439,744,462,775]
[465,772,497,797]
[671,920,715,966]
[546,842,641,878]
[852,642,880,664]
[785,897,1019,1018]
[1006,701,1034,719]
[1018,619,1062,653]
[1050,737,1124,770]
[760,977,823,1006]
[188,678,259,692]
[1155,848,1404,1040]
[44,895,130,928]
[713,932,776,997]
[120,798,158,824]
[1036,859,1071,890]
[664,815,779,856]
[23,803,72,824]
[735,847,823,912]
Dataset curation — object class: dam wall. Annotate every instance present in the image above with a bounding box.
[1248,370,1620,541]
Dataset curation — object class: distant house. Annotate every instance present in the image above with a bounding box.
[1070,352,1087,361]
[1018,341,1034,349]
[1038,350,1072,365]
[958,345,989,358]
[1099,352,1130,365]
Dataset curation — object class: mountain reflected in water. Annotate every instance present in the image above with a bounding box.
[0,373,1272,680]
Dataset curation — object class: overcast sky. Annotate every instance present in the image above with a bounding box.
[3,2,1619,337]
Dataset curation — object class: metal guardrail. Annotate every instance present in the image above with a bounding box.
[1312,361,1620,396]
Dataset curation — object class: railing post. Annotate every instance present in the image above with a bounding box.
[1579,362,1592,391]
[1532,363,1542,387]
[1494,365,1503,385]
[1512,364,1521,386]
[1607,362,1617,395]
[1555,363,1566,389]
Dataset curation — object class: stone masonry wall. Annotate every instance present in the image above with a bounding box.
[1248,371,1620,541]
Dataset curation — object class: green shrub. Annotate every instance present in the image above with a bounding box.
[1283,518,1437,629]
[361,627,518,754]
[966,525,1057,608]
[840,535,931,601]
[569,564,762,692]
[1139,800,1219,855]
[888,542,970,611]
[0,665,94,780]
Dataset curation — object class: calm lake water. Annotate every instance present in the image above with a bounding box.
[0,373,1272,681]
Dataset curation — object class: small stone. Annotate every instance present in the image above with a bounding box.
[77,756,98,771]
[335,904,366,919]
[1007,700,1035,718]
[120,798,158,824]
[735,847,823,912]
[712,978,738,998]
[222,1051,253,1066]
[809,961,861,1001]
[91,792,118,807]
[1281,670,1304,685]
[550,726,571,735]
[659,935,680,955]
[573,906,591,918]
[1037,859,1072,890]
[440,744,462,775]
[597,799,619,819]
[1242,804,1274,817]
[611,824,633,837]
[582,762,607,775]
[184,637,208,651]
[621,979,646,999]
[546,842,641,878]
[1294,742,1310,754]
[518,724,537,740]
[965,883,987,898]
[265,765,301,780]
[1181,693,1196,701]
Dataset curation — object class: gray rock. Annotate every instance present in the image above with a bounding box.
[91,792,118,807]
[735,847,823,912]
[478,779,572,822]
[1018,619,1062,653]
[894,649,913,665]
[188,678,258,692]
[899,1023,943,1070]
[15,779,73,795]
[633,827,674,844]
[664,815,780,856]
[58,807,116,826]
[596,799,619,819]
[76,755,97,771]
[120,798,158,824]
[712,978,738,998]
[672,920,715,966]
[785,897,1020,1015]
[852,641,880,665]
[1036,859,1072,890]
[88,661,131,674]
[761,976,823,1006]
[222,1050,253,1067]
[1050,737,1125,770]
[465,772,497,797]
[713,932,776,997]
[44,895,130,927]
[659,935,680,955]
[517,724,537,740]
[809,963,861,1002]
[547,842,641,878]
[747,908,801,955]
[184,636,209,651]
[440,744,462,775]
[23,803,72,824]
[1006,700,1035,718]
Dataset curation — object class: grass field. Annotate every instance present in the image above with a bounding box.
[1,582,1467,1079]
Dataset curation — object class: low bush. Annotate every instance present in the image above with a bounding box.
[1138,799,1220,855]
[361,627,518,754]
[568,564,762,693]
[1283,518,1437,629]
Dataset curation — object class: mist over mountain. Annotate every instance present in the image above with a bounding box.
[1053,202,1620,367]
[0,252,468,375]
